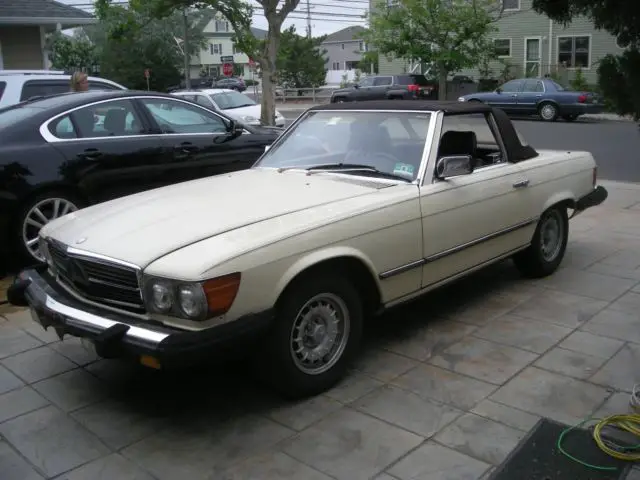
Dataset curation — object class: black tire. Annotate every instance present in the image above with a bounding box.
[513,205,569,278]
[538,102,559,122]
[258,272,363,399]
[562,114,579,122]
[15,190,85,263]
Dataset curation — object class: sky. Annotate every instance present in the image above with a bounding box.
[60,0,368,37]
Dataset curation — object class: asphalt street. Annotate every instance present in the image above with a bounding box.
[281,112,640,183]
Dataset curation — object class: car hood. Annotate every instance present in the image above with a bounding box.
[223,105,283,121]
[42,168,385,268]
[332,87,354,95]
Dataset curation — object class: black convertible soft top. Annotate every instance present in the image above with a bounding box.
[309,100,539,163]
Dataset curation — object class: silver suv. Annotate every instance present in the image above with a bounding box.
[0,70,126,108]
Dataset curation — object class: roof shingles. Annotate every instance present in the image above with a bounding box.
[0,0,93,19]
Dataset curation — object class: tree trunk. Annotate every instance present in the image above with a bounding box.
[260,28,280,126]
[437,62,447,101]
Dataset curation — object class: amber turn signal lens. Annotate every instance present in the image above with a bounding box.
[203,273,241,316]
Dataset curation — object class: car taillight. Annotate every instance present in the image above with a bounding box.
[578,94,587,103]
[408,84,420,92]
[593,166,597,187]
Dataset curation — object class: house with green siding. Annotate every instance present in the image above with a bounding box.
[373,0,626,85]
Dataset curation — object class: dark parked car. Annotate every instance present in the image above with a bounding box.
[0,90,281,263]
[212,77,246,92]
[458,77,605,122]
[330,74,437,103]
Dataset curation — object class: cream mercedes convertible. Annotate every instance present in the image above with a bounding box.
[9,100,608,398]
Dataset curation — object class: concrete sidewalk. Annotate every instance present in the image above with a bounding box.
[1,182,640,479]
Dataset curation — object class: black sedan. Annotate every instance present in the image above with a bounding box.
[0,90,281,263]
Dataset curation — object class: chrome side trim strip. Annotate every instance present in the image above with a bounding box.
[424,217,537,263]
[384,244,530,308]
[42,295,169,344]
[379,259,426,280]
[378,217,537,280]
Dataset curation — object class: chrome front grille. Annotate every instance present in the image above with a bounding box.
[48,240,144,313]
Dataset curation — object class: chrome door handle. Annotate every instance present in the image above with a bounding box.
[513,179,530,188]
[535,94,542,97]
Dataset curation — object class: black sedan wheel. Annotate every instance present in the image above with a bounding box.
[18,191,83,262]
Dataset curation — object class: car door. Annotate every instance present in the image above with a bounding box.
[516,79,545,114]
[491,79,524,112]
[369,76,393,99]
[419,112,534,288]
[44,98,174,203]
[351,76,375,100]
[136,96,266,183]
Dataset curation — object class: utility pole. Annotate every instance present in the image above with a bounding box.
[305,0,312,38]
[183,9,191,89]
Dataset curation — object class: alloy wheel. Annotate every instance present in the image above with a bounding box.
[289,292,351,375]
[22,197,78,261]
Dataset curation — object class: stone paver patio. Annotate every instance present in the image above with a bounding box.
[1,180,640,479]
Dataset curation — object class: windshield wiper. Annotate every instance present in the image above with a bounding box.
[224,104,255,109]
[305,163,412,182]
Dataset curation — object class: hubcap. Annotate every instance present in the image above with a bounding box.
[540,211,563,262]
[22,198,78,261]
[290,293,350,375]
[541,105,556,120]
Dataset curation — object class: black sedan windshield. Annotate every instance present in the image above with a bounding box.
[254,110,432,181]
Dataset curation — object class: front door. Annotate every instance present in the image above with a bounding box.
[370,76,393,99]
[491,79,524,112]
[419,113,535,288]
[137,97,265,184]
[525,38,542,78]
[46,98,173,203]
[352,76,375,100]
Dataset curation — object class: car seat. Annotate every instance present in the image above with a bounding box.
[437,130,478,169]
[103,109,128,136]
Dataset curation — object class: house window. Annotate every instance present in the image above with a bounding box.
[502,0,520,10]
[359,41,364,52]
[215,20,229,32]
[341,43,345,50]
[332,62,340,70]
[493,38,511,57]
[558,35,590,68]
[210,43,223,55]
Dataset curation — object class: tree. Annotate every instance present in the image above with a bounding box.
[91,1,206,91]
[358,50,379,74]
[47,32,99,73]
[131,0,301,126]
[277,26,327,91]
[531,0,640,119]
[362,0,502,99]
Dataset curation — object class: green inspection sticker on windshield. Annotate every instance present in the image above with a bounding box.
[393,163,415,178]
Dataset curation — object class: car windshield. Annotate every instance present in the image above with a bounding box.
[211,91,255,109]
[255,110,432,181]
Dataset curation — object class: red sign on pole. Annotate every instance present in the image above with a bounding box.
[222,63,233,77]
[144,68,150,79]
[248,58,255,68]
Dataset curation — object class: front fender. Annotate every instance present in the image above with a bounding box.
[273,245,380,303]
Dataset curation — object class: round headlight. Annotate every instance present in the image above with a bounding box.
[151,282,173,312]
[178,284,205,319]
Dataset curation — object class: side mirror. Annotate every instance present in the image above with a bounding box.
[353,84,360,89]
[435,155,474,179]
[226,119,244,137]
[495,87,502,94]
